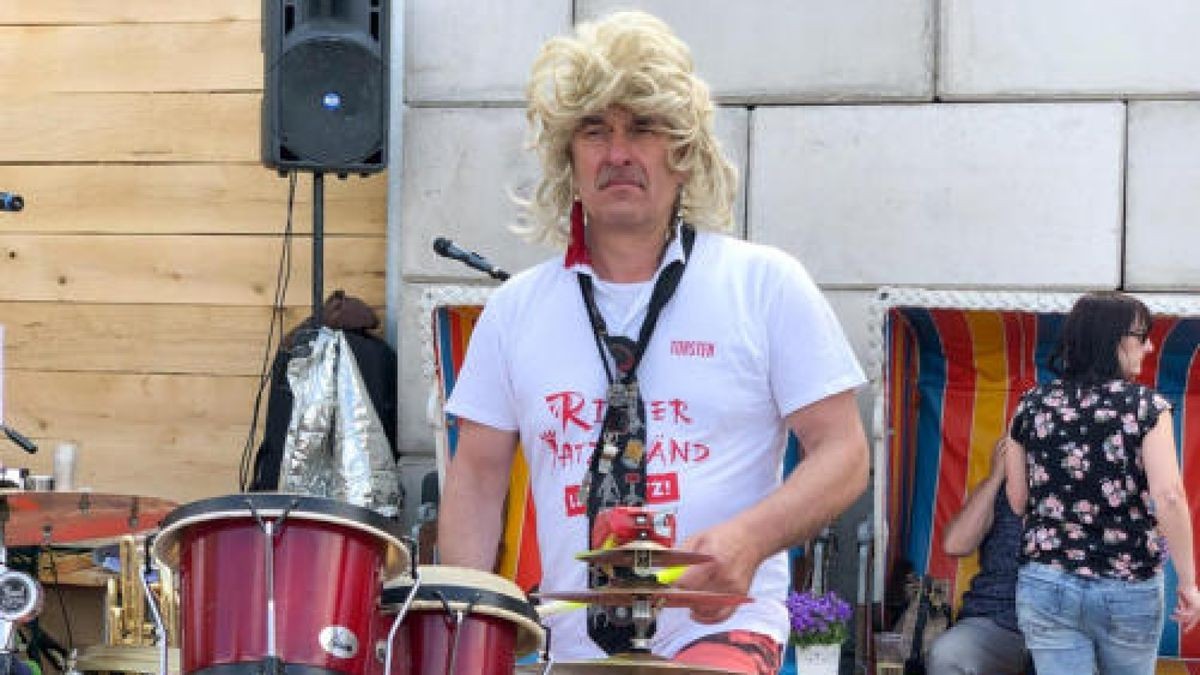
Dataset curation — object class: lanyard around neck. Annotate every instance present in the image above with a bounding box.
[576,224,696,384]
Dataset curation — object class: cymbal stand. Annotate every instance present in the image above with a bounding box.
[534,624,554,675]
[627,594,655,652]
[0,506,10,674]
[140,539,168,675]
[628,548,661,651]
[596,547,663,653]
[810,526,835,595]
[0,500,44,675]
[855,519,875,674]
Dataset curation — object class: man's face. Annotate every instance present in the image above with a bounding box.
[570,107,686,234]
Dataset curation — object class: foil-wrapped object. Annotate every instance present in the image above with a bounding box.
[279,327,400,517]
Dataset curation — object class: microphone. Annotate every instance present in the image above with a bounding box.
[432,237,510,281]
[1,425,37,454]
[0,193,23,212]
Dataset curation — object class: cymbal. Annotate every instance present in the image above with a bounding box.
[75,644,180,673]
[0,490,177,546]
[535,587,750,610]
[515,652,741,673]
[576,542,714,569]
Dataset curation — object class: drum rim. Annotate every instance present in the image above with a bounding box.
[151,493,410,576]
[380,583,539,623]
[381,577,545,655]
[385,564,528,597]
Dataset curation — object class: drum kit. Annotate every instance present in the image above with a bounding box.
[0,487,754,675]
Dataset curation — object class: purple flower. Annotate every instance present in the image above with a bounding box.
[786,590,852,647]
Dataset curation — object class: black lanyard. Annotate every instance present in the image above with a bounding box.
[576,223,696,388]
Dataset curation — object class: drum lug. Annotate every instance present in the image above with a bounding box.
[374,640,387,664]
[317,626,359,660]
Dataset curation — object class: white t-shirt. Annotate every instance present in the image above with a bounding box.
[446,230,865,659]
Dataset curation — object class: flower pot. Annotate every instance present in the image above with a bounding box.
[793,642,840,675]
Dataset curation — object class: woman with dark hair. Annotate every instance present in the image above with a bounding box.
[1005,291,1200,674]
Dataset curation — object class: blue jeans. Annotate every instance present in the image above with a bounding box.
[926,616,1029,674]
[1016,562,1163,675]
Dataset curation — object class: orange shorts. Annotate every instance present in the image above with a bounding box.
[672,630,783,675]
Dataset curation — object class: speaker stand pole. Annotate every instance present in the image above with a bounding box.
[312,171,325,326]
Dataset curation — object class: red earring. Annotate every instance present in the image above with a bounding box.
[564,199,589,266]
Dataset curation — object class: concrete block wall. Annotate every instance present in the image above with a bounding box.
[750,103,1125,288]
[939,2,1200,99]
[392,0,1200,620]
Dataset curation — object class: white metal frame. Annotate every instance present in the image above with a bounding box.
[419,285,496,488]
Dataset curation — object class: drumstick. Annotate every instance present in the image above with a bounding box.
[655,565,687,585]
[536,600,587,617]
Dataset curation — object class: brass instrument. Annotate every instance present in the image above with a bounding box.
[75,535,181,673]
[103,536,178,648]
[0,490,179,674]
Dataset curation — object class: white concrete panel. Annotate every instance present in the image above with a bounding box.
[401,107,552,280]
[1126,102,1200,290]
[401,107,750,279]
[941,1,1200,99]
[406,0,571,103]
[580,0,933,102]
[749,103,1124,289]
[713,107,751,232]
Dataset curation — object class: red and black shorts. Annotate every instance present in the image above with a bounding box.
[672,630,783,675]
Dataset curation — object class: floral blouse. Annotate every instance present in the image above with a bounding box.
[1010,379,1171,580]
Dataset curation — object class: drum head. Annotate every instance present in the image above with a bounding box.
[382,565,545,655]
[151,492,409,578]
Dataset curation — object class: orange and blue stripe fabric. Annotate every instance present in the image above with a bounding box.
[433,304,542,593]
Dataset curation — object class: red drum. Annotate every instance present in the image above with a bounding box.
[378,566,544,675]
[153,493,409,675]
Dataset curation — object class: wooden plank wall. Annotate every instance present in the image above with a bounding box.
[0,2,388,502]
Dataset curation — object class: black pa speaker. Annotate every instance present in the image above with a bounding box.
[262,0,389,174]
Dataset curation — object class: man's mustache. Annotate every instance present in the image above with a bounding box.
[597,165,646,189]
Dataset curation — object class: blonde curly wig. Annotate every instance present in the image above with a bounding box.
[516,11,738,247]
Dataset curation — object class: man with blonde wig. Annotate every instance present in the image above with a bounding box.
[439,11,869,673]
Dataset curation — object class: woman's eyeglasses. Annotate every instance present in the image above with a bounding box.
[1125,329,1150,344]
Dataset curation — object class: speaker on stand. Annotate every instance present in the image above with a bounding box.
[261,0,389,322]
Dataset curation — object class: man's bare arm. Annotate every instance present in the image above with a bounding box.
[942,439,1006,557]
[1004,436,1028,517]
[676,389,869,622]
[436,419,520,570]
